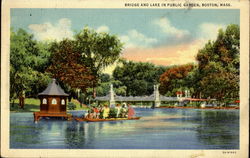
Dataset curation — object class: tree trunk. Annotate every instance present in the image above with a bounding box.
[92,81,96,99]
[19,95,25,109]
[11,99,15,107]
[69,95,72,102]
[93,87,96,99]
[18,91,25,109]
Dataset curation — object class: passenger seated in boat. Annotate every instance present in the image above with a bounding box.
[127,104,135,119]
[96,105,102,119]
[99,105,104,118]
[93,106,99,119]
[85,109,93,119]
[102,104,110,119]
[121,104,128,118]
[92,106,96,118]
[88,107,95,119]
[84,110,89,118]
[115,104,121,118]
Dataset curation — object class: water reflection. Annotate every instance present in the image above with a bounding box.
[10,113,40,148]
[10,109,239,149]
[195,110,239,149]
[64,122,86,148]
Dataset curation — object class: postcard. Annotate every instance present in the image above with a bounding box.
[1,0,249,157]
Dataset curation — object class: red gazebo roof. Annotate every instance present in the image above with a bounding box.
[176,91,183,94]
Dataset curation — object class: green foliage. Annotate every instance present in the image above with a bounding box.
[113,60,168,96]
[10,24,239,107]
[94,73,112,96]
[78,93,85,104]
[95,73,128,96]
[26,72,51,98]
[196,24,239,100]
[10,27,123,107]
[100,73,111,83]
[10,98,87,112]
[46,27,123,98]
[109,108,117,118]
[68,102,77,110]
[159,24,239,101]
[10,98,40,112]
[10,28,51,104]
[95,82,110,96]
[114,85,127,96]
[159,64,195,96]
[74,27,123,86]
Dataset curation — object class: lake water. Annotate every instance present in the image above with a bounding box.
[10,108,239,149]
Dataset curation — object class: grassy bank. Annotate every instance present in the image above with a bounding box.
[10,98,88,112]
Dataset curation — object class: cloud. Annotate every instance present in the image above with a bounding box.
[120,29,158,48]
[122,40,204,66]
[96,25,110,33]
[121,22,227,66]
[28,18,73,41]
[154,18,190,39]
[198,23,226,41]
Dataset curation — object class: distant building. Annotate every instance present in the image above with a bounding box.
[176,91,183,98]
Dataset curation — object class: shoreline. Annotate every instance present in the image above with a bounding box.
[10,106,239,113]
[156,106,239,110]
[10,109,87,113]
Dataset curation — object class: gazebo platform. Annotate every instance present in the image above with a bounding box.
[33,112,73,122]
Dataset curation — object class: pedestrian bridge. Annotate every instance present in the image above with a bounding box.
[95,84,191,107]
[95,93,178,102]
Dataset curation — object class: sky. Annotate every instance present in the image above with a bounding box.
[11,9,239,74]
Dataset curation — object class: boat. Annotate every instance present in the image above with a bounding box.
[74,117,87,122]
[74,117,141,122]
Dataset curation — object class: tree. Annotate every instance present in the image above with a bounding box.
[100,73,111,83]
[10,28,50,108]
[74,27,123,96]
[196,24,239,101]
[113,60,168,96]
[26,41,52,97]
[159,64,194,96]
[95,73,112,96]
[47,39,95,92]
[183,66,202,98]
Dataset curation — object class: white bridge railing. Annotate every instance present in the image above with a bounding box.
[95,84,192,107]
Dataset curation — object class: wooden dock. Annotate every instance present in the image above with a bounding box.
[33,112,73,122]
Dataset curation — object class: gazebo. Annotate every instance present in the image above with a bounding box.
[33,79,72,122]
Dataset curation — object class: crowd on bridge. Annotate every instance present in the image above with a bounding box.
[84,103,135,119]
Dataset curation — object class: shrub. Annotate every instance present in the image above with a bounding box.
[68,102,76,110]
[109,108,117,118]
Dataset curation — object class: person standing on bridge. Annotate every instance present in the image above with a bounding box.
[127,104,135,119]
